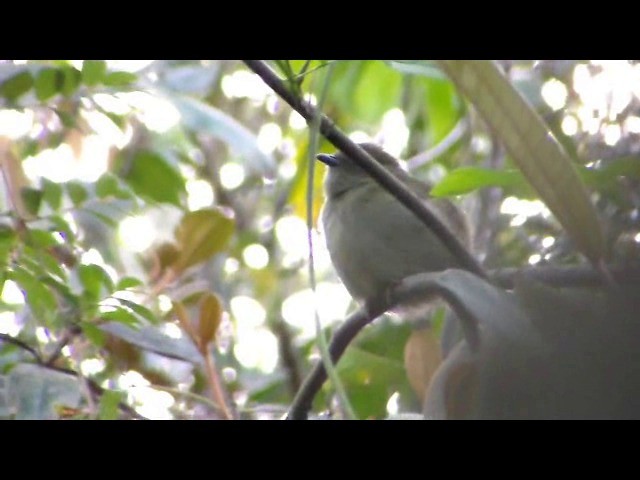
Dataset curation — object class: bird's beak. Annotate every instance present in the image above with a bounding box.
[316,153,339,167]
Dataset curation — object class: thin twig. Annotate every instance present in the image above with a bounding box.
[203,350,234,420]
[44,326,81,366]
[490,263,640,289]
[406,118,469,171]
[0,333,42,362]
[242,60,487,280]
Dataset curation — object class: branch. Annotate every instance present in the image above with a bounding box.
[406,118,469,171]
[0,333,42,362]
[490,263,640,289]
[243,60,486,280]
[287,308,376,420]
[0,334,147,420]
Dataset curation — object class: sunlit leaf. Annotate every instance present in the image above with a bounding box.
[79,264,114,301]
[166,93,276,178]
[173,208,235,273]
[1,71,33,101]
[116,298,158,325]
[423,77,460,144]
[103,71,137,87]
[10,267,58,322]
[61,66,81,97]
[95,174,121,199]
[353,61,402,123]
[41,178,63,211]
[118,150,185,206]
[100,308,141,327]
[81,60,107,86]
[437,60,605,263]
[431,167,525,197]
[25,229,57,249]
[46,215,76,243]
[34,68,62,101]
[115,276,144,290]
[66,181,88,206]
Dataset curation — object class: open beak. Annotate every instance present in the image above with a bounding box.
[316,153,339,167]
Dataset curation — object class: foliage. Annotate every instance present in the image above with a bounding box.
[0,60,639,420]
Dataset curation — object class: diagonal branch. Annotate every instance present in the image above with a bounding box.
[243,60,486,280]
[0,333,146,420]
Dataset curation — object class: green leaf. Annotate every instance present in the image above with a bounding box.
[81,60,107,86]
[20,187,42,216]
[66,181,88,206]
[41,178,63,211]
[99,322,202,363]
[437,60,605,263]
[166,93,276,178]
[1,71,34,101]
[337,346,407,419]
[353,61,402,123]
[9,267,57,322]
[7,364,82,419]
[61,66,81,97]
[423,77,460,144]
[115,276,143,290]
[431,167,525,197]
[173,208,235,273]
[46,215,76,243]
[79,264,114,301]
[81,322,107,347]
[99,308,141,327]
[98,390,124,420]
[103,71,137,87]
[115,298,158,324]
[25,229,58,249]
[34,68,62,101]
[95,174,121,199]
[25,248,67,282]
[118,150,185,205]
[0,227,17,266]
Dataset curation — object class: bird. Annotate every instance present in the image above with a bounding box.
[317,143,471,307]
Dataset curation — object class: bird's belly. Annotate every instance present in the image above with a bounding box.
[323,190,458,303]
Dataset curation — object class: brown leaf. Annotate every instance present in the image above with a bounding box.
[173,208,235,274]
[404,328,442,403]
[198,293,222,353]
